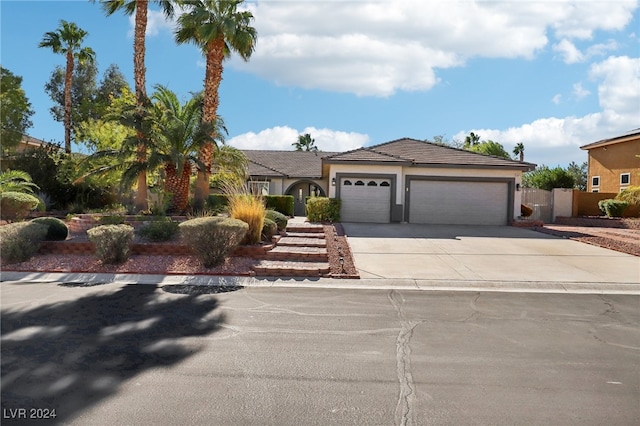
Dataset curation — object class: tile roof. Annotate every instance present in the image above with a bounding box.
[580,128,640,150]
[242,150,339,179]
[325,137,536,170]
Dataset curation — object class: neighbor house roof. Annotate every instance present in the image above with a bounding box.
[324,138,536,171]
[579,128,640,150]
[242,150,339,179]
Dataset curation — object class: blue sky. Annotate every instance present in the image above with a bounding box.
[1,0,639,167]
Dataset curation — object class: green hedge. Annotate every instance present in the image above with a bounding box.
[306,197,341,222]
[205,194,229,213]
[265,195,294,216]
[265,209,288,231]
[261,217,278,242]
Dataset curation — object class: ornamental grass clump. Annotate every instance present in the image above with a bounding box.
[179,217,248,267]
[31,217,69,241]
[228,194,265,245]
[0,221,48,264]
[87,224,134,264]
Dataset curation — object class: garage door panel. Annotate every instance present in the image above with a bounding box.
[340,179,391,223]
[410,181,508,225]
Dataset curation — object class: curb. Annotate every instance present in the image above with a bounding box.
[1,272,638,295]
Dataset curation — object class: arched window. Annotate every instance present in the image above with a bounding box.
[380,181,390,187]
[354,180,365,186]
[367,181,378,186]
[343,180,352,186]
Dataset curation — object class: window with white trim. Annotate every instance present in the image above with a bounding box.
[620,173,630,186]
[249,181,269,196]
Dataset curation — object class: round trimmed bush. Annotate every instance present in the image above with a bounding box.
[138,218,179,242]
[31,217,69,241]
[87,224,134,264]
[262,217,278,241]
[265,209,288,231]
[179,217,248,267]
[0,221,48,264]
[0,191,40,221]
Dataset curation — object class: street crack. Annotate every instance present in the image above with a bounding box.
[389,290,418,426]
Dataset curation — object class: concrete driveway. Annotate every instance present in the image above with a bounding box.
[342,223,640,285]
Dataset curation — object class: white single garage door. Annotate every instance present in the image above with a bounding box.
[409,180,509,225]
[340,178,391,223]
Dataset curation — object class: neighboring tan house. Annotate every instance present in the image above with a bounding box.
[580,128,640,193]
[245,138,535,225]
[14,135,51,152]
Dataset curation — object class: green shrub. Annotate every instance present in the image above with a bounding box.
[31,217,69,241]
[265,209,288,232]
[0,191,40,222]
[99,214,126,225]
[265,195,294,216]
[179,217,248,267]
[616,186,640,205]
[229,194,265,245]
[598,199,629,218]
[0,221,48,264]
[87,224,134,264]
[138,218,179,242]
[205,194,229,213]
[262,217,278,241]
[306,197,341,222]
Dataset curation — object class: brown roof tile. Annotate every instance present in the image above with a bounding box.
[243,150,339,179]
[326,137,535,170]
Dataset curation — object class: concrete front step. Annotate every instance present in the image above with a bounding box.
[277,236,326,248]
[285,232,326,239]
[285,223,325,233]
[252,260,330,277]
[266,246,328,262]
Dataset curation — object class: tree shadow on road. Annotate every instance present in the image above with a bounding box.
[1,284,224,424]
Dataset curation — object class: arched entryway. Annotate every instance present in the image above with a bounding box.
[285,181,326,216]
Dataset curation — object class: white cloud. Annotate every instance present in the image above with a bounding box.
[228,126,368,152]
[127,10,176,37]
[572,83,590,100]
[552,94,562,105]
[454,56,639,166]
[553,39,584,63]
[229,0,637,96]
[138,1,637,97]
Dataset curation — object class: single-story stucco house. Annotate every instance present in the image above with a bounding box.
[243,138,536,225]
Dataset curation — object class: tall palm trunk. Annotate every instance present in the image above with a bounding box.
[165,162,192,214]
[133,1,149,212]
[63,49,74,154]
[194,37,225,209]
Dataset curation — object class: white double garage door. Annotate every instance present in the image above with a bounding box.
[340,177,510,225]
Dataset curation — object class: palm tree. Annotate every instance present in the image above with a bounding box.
[39,20,95,154]
[513,142,525,162]
[293,133,318,152]
[80,86,224,214]
[0,170,40,194]
[95,0,176,212]
[175,0,257,209]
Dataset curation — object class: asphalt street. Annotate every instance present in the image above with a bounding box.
[1,282,639,425]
